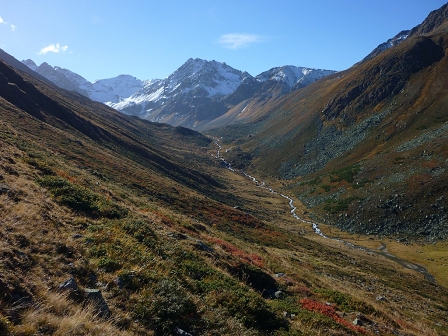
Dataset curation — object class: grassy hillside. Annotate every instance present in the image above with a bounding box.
[208,22,448,242]
[1,59,448,336]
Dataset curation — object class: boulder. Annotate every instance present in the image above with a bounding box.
[58,277,78,291]
[283,311,296,319]
[173,326,193,336]
[274,290,285,299]
[0,184,10,193]
[196,240,214,253]
[84,288,110,317]
[376,295,387,302]
[264,289,284,299]
[353,318,363,326]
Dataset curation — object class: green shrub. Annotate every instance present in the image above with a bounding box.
[182,260,215,281]
[212,287,287,332]
[307,177,322,186]
[134,278,198,333]
[121,219,157,247]
[324,196,360,214]
[352,178,372,189]
[38,176,127,218]
[330,164,360,183]
[115,270,146,290]
[88,246,107,257]
[294,308,342,331]
[25,157,54,175]
[314,289,375,314]
[98,257,121,272]
[320,184,331,192]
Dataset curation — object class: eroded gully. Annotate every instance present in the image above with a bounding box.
[213,139,436,283]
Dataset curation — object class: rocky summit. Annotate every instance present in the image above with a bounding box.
[21,57,335,131]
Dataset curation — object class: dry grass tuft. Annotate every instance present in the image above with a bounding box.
[12,292,131,336]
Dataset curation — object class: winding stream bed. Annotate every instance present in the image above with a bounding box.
[213,139,436,283]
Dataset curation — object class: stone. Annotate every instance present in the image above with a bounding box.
[196,240,213,253]
[274,290,284,299]
[114,277,125,289]
[173,326,193,336]
[353,318,363,326]
[0,184,10,194]
[95,282,107,289]
[87,273,98,285]
[84,288,110,317]
[59,277,78,291]
[283,311,296,319]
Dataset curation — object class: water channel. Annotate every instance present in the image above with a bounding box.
[213,139,436,283]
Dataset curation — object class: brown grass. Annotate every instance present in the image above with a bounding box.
[1,59,448,335]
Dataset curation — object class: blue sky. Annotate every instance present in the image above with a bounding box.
[1,1,446,82]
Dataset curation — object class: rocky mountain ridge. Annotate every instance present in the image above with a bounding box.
[21,57,336,130]
[363,2,448,61]
[210,2,448,240]
[22,59,146,104]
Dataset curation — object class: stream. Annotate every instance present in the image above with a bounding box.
[213,139,436,283]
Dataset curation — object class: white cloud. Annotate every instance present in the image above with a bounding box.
[218,33,267,49]
[1,17,17,32]
[38,43,69,55]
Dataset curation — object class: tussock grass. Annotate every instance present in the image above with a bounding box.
[12,292,131,336]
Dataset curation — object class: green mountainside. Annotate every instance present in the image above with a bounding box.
[210,14,448,241]
[1,3,448,336]
[1,54,447,335]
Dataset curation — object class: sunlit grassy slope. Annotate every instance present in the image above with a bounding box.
[1,54,447,336]
[208,22,448,244]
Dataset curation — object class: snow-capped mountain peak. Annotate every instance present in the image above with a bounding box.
[256,65,337,90]
[89,75,145,103]
[108,58,251,117]
[21,57,335,130]
[21,60,146,103]
[164,58,249,97]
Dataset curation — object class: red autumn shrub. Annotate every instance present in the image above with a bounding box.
[205,236,264,267]
[300,298,367,334]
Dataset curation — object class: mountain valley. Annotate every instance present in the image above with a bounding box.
[0,3,448,336]
[208,4,448,241]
